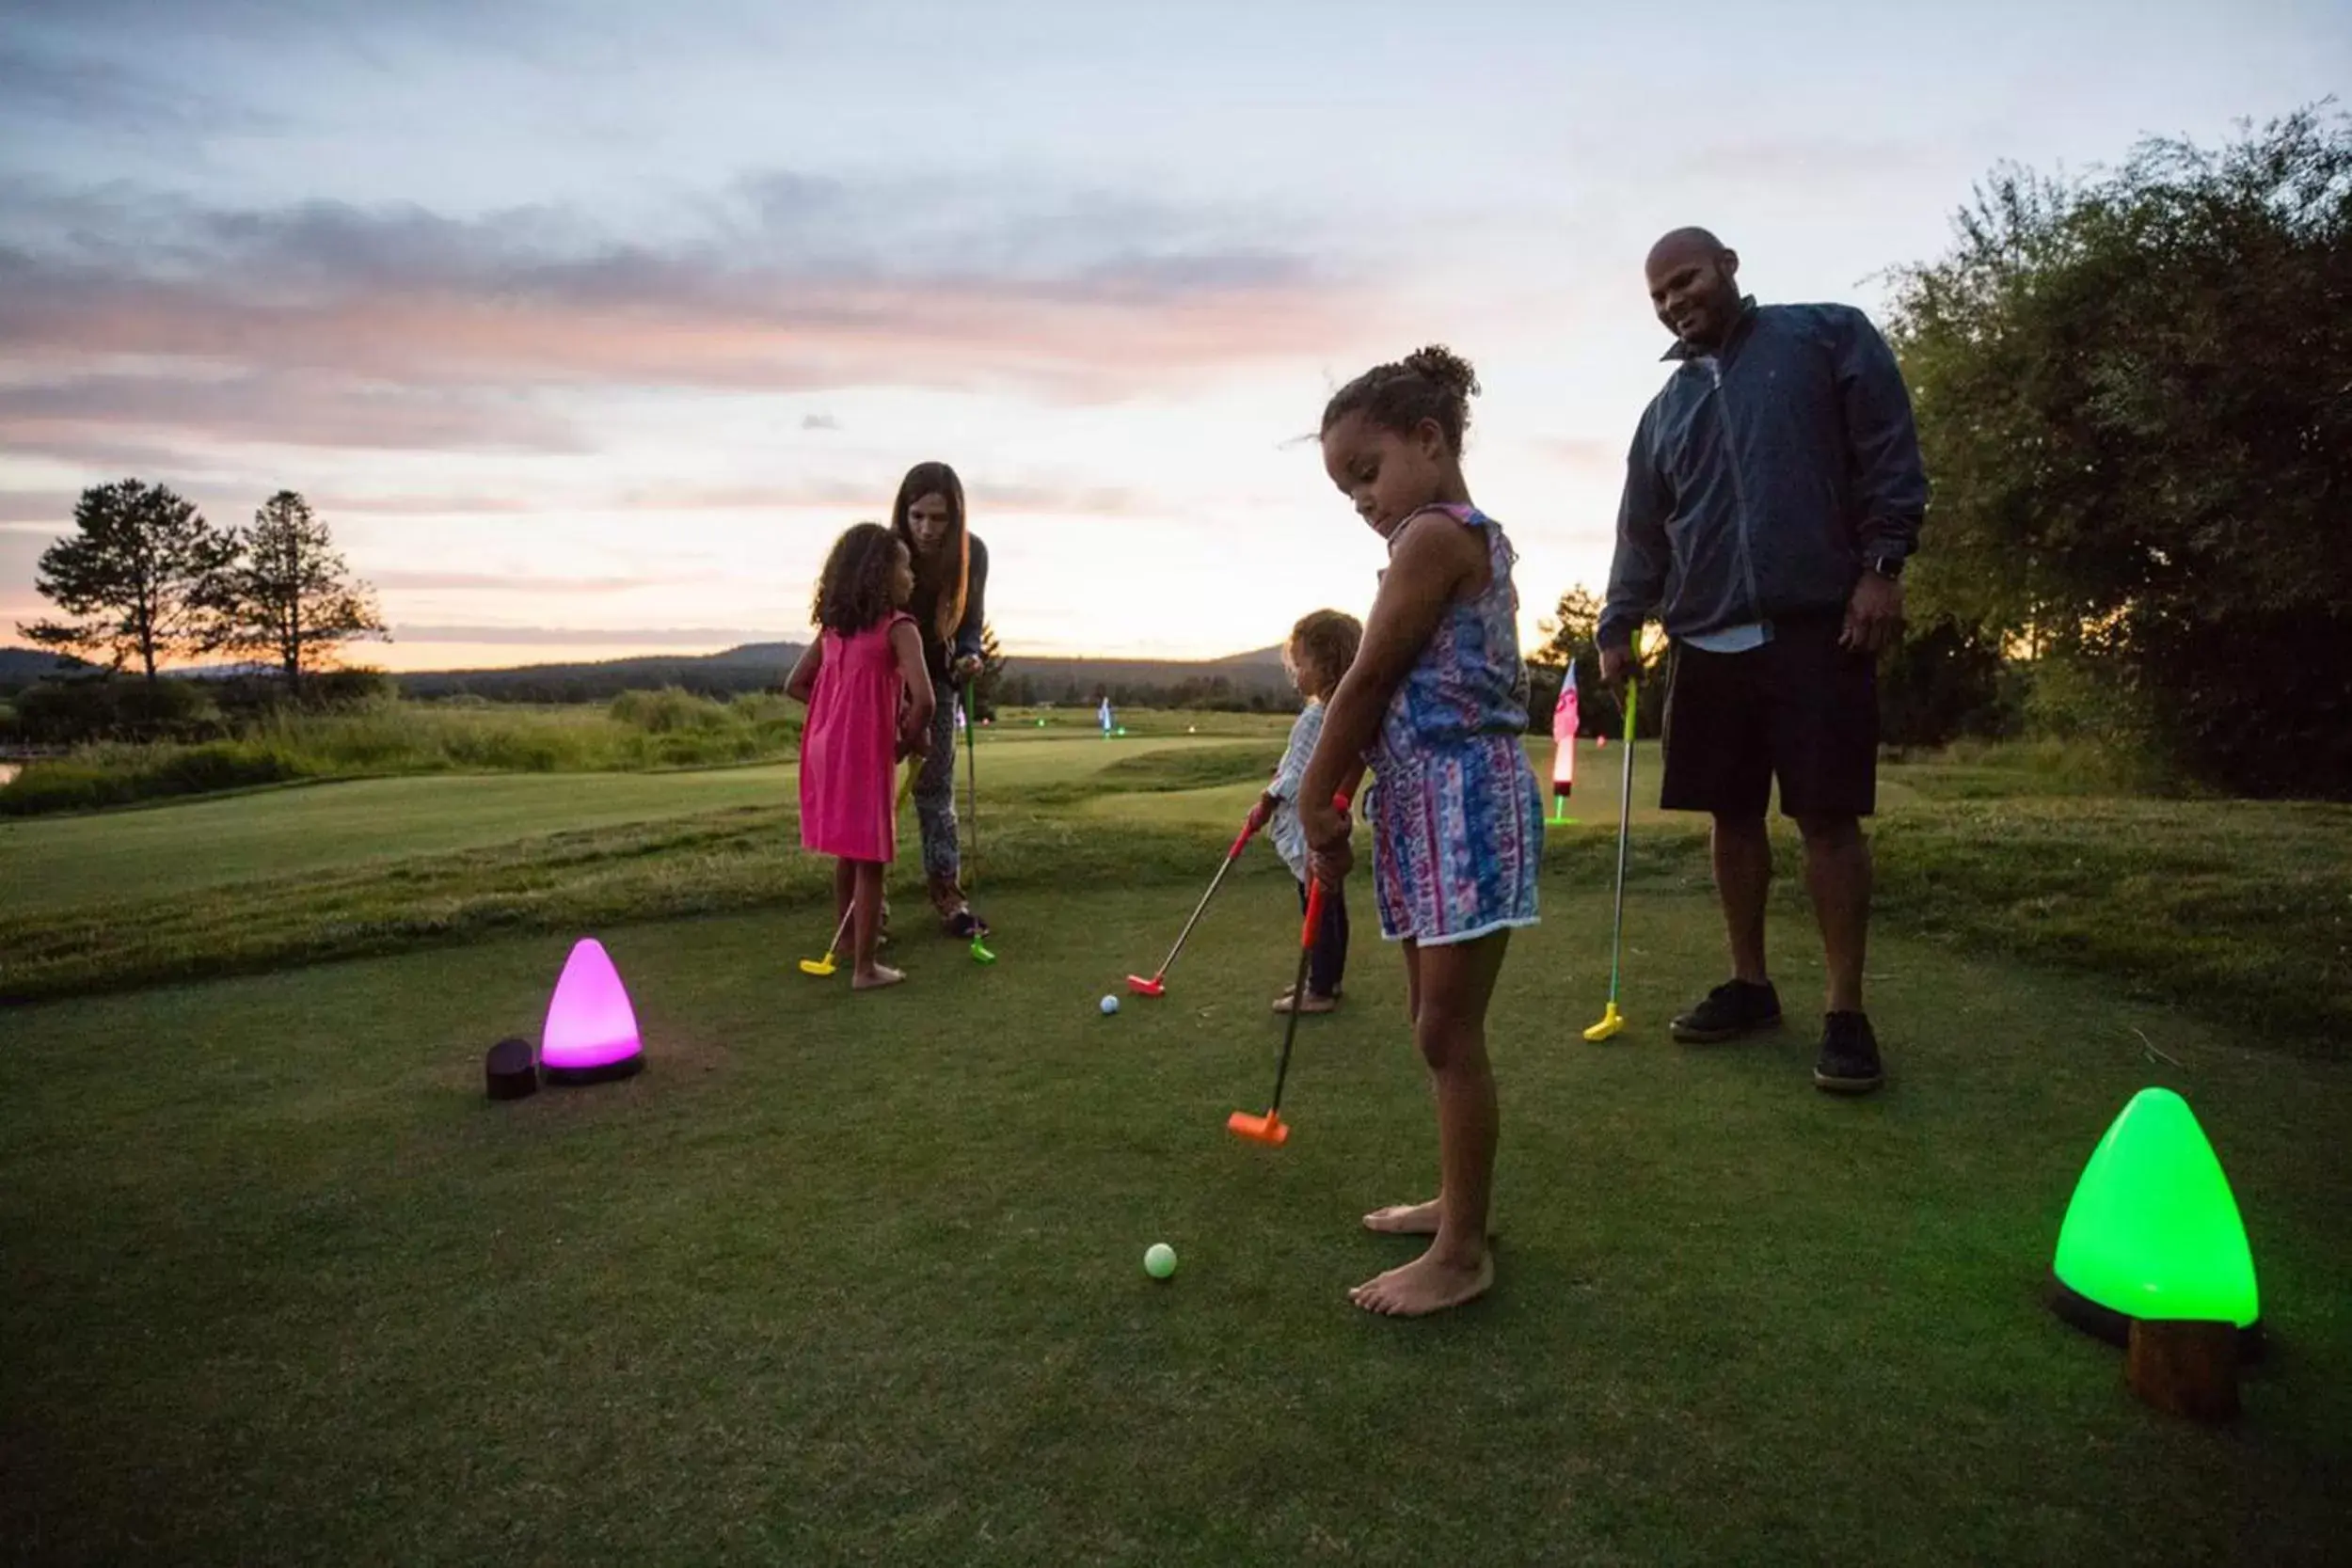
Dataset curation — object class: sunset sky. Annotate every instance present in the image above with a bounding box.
[3,0,2344,671]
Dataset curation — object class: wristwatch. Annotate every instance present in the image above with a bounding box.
[1867,553,1905,581]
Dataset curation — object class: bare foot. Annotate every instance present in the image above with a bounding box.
[1362,1199,1497,1238]
[851,964,906,990]
[1271,990,1338,1015]
[1349,1246,1494,1317]
[1362,1198,1443,1234]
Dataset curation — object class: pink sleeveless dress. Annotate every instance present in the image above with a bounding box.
[800,612,912,863]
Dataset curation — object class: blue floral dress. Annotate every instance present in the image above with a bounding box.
[1365,504,1544,944]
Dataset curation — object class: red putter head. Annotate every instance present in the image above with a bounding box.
[1226,1109,1289,1146]
[1126,974,1166,997]
[1223,789,1350,1149]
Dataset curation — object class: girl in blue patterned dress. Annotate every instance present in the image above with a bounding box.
[1297,344,1544,1318]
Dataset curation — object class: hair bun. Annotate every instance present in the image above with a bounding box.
[1404,344,1479,399]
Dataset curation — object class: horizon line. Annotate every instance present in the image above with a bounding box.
[0,636,1295,675]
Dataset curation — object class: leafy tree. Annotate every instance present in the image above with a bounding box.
[1884,103,2352,796]
[1527,584,1663,736]
[1878,619,2017,748]
[971,623,1009,720]
[1527,586,1602,671]
[219,491,389,689]
[18,480,238,679]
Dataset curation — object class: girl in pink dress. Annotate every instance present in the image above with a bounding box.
[786,524,934,990]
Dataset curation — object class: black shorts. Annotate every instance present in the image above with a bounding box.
[1659,613,1878,820]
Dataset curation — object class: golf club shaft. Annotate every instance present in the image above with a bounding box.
[1605,680,1637,1001]
[1153,825,1252,977]
[1266,879,1323,1115]
[962,680,979,891]
[825,901,853,960]
[1266,790,1350,1114]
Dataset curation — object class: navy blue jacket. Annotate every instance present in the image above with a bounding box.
[1597,299,1927,649]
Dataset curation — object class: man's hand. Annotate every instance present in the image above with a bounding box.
[1300,796,1352,886]
[951,654,984,681]
[1597,642,1636,693]
[1841,574,1905,654]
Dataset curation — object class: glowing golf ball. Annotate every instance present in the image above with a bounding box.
[1100,994,1120,1015]
[1145,1243,1177,1278]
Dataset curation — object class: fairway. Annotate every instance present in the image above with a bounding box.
[4,732,2349,1564]
[0,730,1278,915]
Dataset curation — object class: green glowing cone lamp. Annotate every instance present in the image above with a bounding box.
[2049,1087,2262,1357]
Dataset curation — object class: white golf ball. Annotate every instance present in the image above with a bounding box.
[1101,994,1120,1015]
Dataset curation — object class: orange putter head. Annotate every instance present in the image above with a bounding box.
[1126,974,1166,997]
[1226,1109,1289,1146]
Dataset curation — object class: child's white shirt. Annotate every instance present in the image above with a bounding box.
[1266,699,1325,881]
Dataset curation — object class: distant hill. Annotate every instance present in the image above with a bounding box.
[395,641,1299,707]
[997,651,1294,708]
[398,645,810,703]
[0,647,92,689]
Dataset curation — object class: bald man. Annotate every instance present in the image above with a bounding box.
[1597,229,1927,1095]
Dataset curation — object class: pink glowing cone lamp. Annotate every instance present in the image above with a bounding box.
[1549,662,1580,823]
[540,938,645,1085]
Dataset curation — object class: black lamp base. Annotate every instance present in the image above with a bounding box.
[2047,1272,2265,1364]
[485,1037,538,1101]
[543,1053,644,1087]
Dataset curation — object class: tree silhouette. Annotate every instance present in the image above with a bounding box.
[220,491,389,688]
[972,622,1009,719]
[18,479,237,679]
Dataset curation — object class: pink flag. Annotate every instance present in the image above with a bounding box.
[1551,661,1579,796]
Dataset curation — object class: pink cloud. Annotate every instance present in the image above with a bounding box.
[598,479,1145,516]
[390,623,772,646]
[311,491,545,515]
[370,570,716,594]
[0,179,1375,476]
[0,372,581,454]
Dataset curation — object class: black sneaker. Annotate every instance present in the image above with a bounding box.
[1814,1011,1885,1094]
[947,908,991,940]
[1670,979,1783,1043]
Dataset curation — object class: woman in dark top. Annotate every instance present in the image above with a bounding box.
[889,460,991,939]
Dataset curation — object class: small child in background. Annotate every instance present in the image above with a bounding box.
[786,523,935,990]
[1248,610,1363,1014]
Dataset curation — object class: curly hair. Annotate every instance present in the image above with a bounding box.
[1319,343,1482,453]
[1286,609,1362,702]
[812,522,907,637]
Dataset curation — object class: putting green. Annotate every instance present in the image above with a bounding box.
[4,881,2346,1563]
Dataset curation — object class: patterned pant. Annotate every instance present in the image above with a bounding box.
[912,679,963,887]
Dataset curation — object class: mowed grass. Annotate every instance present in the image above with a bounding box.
[0,768,799,912]
[6,726,2347,1049]
[6,872,2350,1565]
[0,731,1284,918]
